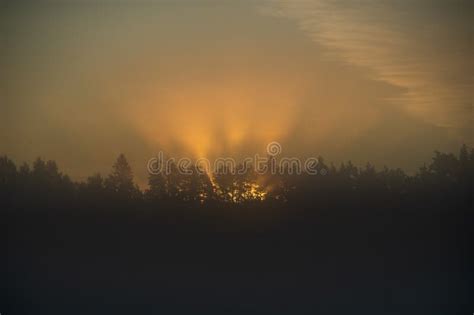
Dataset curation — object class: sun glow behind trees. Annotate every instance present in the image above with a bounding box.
[148,161,274,204]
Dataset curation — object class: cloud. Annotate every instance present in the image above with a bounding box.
[260,0,473,140]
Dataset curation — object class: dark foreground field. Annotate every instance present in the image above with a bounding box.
[3,198,470,315]
[2,148,472,314]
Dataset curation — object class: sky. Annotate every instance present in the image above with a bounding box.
[1,0,472,186]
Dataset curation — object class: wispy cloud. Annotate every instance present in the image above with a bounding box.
[260,0,473,137]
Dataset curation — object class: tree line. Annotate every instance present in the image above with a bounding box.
[1,145,472,210]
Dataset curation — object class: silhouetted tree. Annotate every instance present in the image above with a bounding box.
[0,156,17,207]
[105,154,140,199]
[147,172,167,200]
